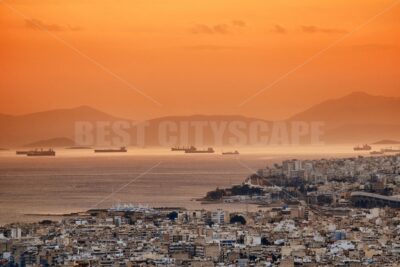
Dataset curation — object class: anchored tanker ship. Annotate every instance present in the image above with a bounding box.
[353,144,372,151]
[26,149,56,156]
[184,146,215,154]
[94,147,127,153]
[171,146,190,151]
[222,150,240,155]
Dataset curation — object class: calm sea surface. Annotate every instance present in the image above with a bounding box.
[0,146,365,225]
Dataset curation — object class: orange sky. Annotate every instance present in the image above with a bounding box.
[1,0,399,120]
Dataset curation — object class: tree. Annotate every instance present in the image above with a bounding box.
[167,211,178,221]
[206,188,224,200]
[207,220,215,227]
[261,237,271,246]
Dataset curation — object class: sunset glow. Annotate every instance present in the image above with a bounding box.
[1,0,399,119]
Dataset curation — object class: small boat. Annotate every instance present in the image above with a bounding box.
[94,147,127,153]
[184,146,215,153]
[27,149,56,157]
[222,150,240,155]
[353,144,371,151]
[171,146,189,151]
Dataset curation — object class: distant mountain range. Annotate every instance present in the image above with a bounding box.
[290,92,400,126]
[23,137,75,148]
[0,92,399,147]
[289,92,400,143]
[0,106,119,147]
[0,107,269,147]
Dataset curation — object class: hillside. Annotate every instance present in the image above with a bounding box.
[289,92,400,143]
[0,106,122,147]
[290,92,400,128]
[0,107,269,147]
[23,137,75,148]
[1,92,400,147]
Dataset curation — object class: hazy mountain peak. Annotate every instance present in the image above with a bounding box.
[23,137,75,148]
[290,91,400,126]
[341,91,397,100]
[345,91,372,98]
[74,105,102,112]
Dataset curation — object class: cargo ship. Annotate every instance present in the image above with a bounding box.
[16,150,29,155]
[222,150,240,155]
[353,144,372,151]
[184,146,214,153]
[94,147,127,153]
[171,146,189,151]
[27,149,56,157]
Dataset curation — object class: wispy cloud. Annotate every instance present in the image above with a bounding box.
[25,18,82,32]
[272,24,287,34]
[190,24,229,34]
[232,20,246,27]
[301,25,347,34]
[213,24,230,34]
[190,20,246,35]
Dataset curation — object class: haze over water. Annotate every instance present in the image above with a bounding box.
[0,146,377,225]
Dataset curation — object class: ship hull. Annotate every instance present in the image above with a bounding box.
[185,151,214,154]
[94,149,127,153]
[353,148,371,151]
[171,148,188,151]
[353,144,372,151]
[27,152,56,156]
